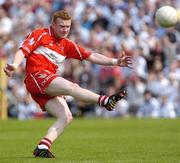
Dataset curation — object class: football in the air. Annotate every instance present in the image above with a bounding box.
[155,6,178,28]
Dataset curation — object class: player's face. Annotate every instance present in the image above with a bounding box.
[52,18,71,38]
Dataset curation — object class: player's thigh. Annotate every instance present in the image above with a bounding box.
[45,77,79,96]
[45,96,73,121]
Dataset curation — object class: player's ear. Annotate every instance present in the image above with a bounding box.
[52,21,55,29]
[51,19,57,29]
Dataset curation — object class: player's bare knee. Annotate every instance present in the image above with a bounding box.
[60,113,73,125]
[66,113,73,124]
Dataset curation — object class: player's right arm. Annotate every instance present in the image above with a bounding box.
[4,50,25,77]
[4,29,45,77]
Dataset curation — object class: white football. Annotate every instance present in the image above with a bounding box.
[155,6,178,28]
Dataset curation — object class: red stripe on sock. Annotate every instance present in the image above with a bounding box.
[98,95,108,106]
[44,138,52,145]
[39,141,51,149]
[98,95,102,106]
[38,138,52,149]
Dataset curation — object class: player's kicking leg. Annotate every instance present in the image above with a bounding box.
[45,77,127,111]
[33,97,73,158]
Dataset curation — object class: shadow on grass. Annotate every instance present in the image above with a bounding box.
[0,156,58,160]
[0,156,59,163]
[0,156,34,159]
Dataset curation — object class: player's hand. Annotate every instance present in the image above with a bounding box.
[117,51,133,68]
[4,63,17,77]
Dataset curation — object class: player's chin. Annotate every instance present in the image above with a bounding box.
[60,33,68,38]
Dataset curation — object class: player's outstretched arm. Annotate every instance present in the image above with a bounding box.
[86,51,132,68]
[4,49,25,77]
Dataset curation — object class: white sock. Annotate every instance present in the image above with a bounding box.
[104,97,109,105]
[38,144,49,149]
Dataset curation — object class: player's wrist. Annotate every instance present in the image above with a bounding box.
[112,59,118,65]
[12,63,18,69]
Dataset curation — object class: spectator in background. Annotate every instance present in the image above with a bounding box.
[76,62,97,116]
[174,84,180,116]
[137,90,160,118]
[127,76,145,115]
[132,47,147,79]
[159,94,176,118]
[17,93,42,120]
[0,7,13,37]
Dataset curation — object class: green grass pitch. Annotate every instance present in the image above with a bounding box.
[1,118,180,163]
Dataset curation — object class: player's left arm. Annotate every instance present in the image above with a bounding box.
[65,40,132,68]
[86,51,133,68]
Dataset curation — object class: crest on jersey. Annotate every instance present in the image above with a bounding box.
[29,38,35,45]
[60,46,64,51]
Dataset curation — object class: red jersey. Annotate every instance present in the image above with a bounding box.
[19,27,91,75]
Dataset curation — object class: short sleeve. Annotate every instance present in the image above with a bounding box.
[18,29,44,57]
[65,39,91,60]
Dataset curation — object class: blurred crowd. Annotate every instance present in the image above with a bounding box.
[0,0,180,119]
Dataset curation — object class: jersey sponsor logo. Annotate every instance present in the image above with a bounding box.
[34,46,66,66]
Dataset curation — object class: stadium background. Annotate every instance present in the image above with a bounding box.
[0,0,180,120]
